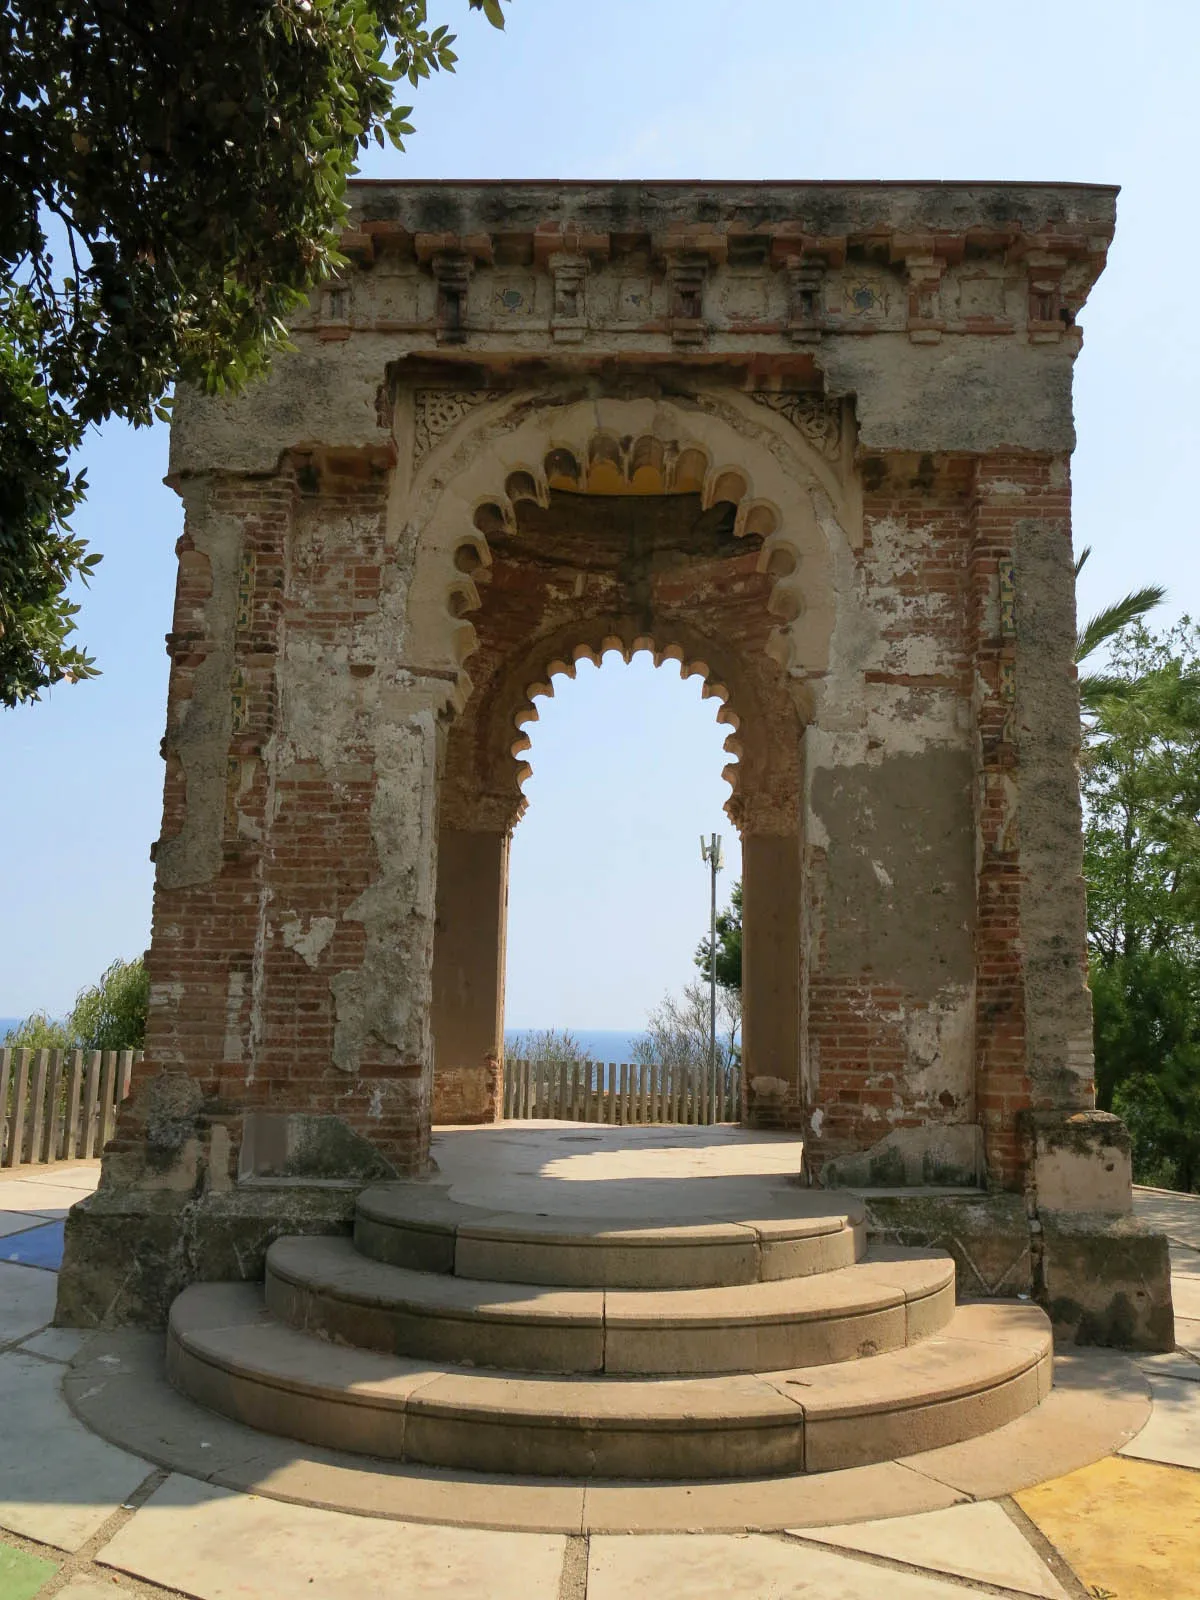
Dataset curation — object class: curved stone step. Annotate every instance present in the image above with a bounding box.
[353,1183,866,1288]
[265,1235,954,1375]
[167,1283,1051,1480]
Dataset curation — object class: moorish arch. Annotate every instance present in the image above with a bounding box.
[57,183,1170,1367]
[397,392,855,1124]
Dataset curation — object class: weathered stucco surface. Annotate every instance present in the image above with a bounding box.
[57,179,1170,1341]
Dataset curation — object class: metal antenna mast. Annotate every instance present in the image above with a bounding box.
[700,832,724,1105]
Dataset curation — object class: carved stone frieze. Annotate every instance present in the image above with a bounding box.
[412,390,496,469]
[749,392,842,459]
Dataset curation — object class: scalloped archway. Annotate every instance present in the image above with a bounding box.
[400,390,853,1127]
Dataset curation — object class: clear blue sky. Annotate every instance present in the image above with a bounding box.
[3,0,1198,1030]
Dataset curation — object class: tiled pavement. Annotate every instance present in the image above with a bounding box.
[0,1165,1197,1599]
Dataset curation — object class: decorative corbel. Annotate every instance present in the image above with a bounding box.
[431,252,473,345]
[1026,252,1068,343]
[783,255,827,344]
[548,252,589,343]
[900,248,947,343]
[532,224,609,342]
[666,254,709,347]
[318,278,351,342]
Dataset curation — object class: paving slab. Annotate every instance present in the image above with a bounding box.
[0,1221,64,1271]
[1178,1316,1200,1356]
[1120,1373,1200,1469]
[56,1582,139,1600]
[793,1500,1070,1598]
[18,1327,89,1364]
[0,1215,45,1241]
[0,1352,152,1551]
[587,1531,993,1599]
[1172,1263,1200,1321]
[0,1262,57,1345]
[0,1182,91,1219]
[0,1542,58,1600]
[1135,1349,1200,1382]
[1018,1453,1200,1600]
[98,1475,566,1599]
[1133,1187,1200,1250]
[14,1164,100,1191]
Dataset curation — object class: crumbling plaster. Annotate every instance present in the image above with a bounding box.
[154,478,241,891]
[1012,505,1096,1108]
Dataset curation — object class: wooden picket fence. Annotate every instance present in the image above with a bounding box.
[0,1047,140,1168]
[503,1058,740,1126]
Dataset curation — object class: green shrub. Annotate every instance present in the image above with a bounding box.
[4,955,148,1053]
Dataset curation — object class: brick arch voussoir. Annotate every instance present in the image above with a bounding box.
[402,397,838,708]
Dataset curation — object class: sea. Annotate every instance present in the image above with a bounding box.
[503,1027,645,1064]
[2,1017,648,1063]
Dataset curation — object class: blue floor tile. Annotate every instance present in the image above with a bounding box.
[0,1221,65,1271]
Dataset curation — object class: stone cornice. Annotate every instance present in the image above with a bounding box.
[343,179,1116,269]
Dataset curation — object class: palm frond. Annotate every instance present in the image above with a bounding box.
[1079,672,1139,713]
[1076,587,1167,664]
[1074,544,1092,579]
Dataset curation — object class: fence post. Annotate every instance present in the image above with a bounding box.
[99,1051,119,1148]
[63,1050,84,1159]
[0,1049,11,1165]
[26,1049,49,1166]
[44,1048,65,1161]
[81,1051,102,1157]
[6,1050,31,1167]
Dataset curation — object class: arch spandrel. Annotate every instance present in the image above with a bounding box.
[397,391,854,709]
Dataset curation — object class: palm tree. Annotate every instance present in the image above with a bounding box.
[1074,546,1165,713]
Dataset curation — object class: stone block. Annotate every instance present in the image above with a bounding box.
[55,1185,356,1328]
[823,1125,985,1189]
[238,1112,397,1182]
[862,1192,1034,1299]
[1039,1212,1174,1352]
[1025,1108,1132,1215]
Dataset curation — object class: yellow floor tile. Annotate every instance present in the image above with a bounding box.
[1017,1454,1200,1600]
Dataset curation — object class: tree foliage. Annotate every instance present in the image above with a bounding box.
[1084,619,1200,1190]
[695,878,742,993]
[505,1027,587,1069]
[633,980,740,1078]
[5,954,149,1051]
[0,0,505,706]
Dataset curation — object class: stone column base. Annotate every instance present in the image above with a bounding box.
[55,1184,358,1329]
[864,1191,1174,1352]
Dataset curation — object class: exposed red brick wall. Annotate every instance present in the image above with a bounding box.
[968,453,1077,1188]
[133,455,430,1178]
[799,456,977,1165]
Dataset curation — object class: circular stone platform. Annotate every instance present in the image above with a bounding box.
[62,1124,1154,1530]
